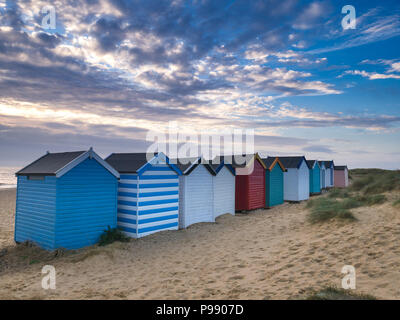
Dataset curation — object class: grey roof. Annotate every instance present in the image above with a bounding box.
[322,160,334,168]
[105,153,151,173]
[16,151,86,176]
[275,156,305,169]
[334,165,348,170]
[173,157,200,174]
[173,157,215,175]
[261,157,275,168]
[306,160,319,169]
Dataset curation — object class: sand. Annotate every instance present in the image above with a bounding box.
[0,188,399,300]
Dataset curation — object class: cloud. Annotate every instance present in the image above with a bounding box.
[309,8,400,54]
[340,70,400,80]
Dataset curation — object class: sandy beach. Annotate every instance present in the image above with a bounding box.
[0,187,399,300]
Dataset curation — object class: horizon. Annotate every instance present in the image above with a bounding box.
[0,1,399,169]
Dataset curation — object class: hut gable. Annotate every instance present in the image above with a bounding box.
[262,157,286,172]
[278,156,306,169]
[16,149,119,178]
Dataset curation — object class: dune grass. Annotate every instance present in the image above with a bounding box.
[306,286,376,300]
[308,194,388,223]
[327,188,350,199]
[349,169,400,195]
[307,198,356,223]
[307,169,398,223]
[394,199,400,208]
[98,226,130,246]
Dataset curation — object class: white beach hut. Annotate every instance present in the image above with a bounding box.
[176,158,216,228]
[209,159,236,219]
[278,156,310,201]
[320,160,334,188]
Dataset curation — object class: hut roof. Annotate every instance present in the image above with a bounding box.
[306,160,320,169]
[321,160,334,168]
[275,156,306,169]
[105,152,181,175]
[105,153,150,173]
[334,165,348,170]
[261,157,286,171]
[226,154,266,169]
[17,149,119,178]
[173,157,215,175]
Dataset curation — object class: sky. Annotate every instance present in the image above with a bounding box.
[0,0,399,169]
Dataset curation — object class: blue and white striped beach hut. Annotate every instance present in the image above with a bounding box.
[105,152,182,238]
[15,148,120,250]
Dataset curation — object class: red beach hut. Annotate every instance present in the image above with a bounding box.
[230,154,267,211]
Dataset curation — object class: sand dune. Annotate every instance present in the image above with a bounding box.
[0,188,399,299]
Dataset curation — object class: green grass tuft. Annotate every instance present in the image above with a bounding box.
[307,198,356,223]
[306,286,377,300]
[98,226,130,246]
[327,188,350,199]
[393,199,400,207]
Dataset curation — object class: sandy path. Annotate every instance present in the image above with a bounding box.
[0,188,399,299]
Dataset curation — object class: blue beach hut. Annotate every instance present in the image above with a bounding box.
[306,160,321,195]
[105,152,182,238]
[15,149,120,250]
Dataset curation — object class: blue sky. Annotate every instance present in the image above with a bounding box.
[0,0,399,168]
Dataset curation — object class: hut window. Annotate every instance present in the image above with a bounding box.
[28,175,45,181]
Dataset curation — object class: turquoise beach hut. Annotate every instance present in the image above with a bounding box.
[306,160,321,195]
[15,149,120,250]
[262,157,286,208]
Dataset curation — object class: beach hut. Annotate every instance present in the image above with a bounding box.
[278,156,309,202]
[318,161,326,189]
[15,149,120,250]
[334,165,349,188]
[232,154,266,211]
[208,158,236,219]
[261,157,286,208]
[322,160,335,188]
[307,160,321,195]
[175,157,216,228]
[105,152,181,238]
